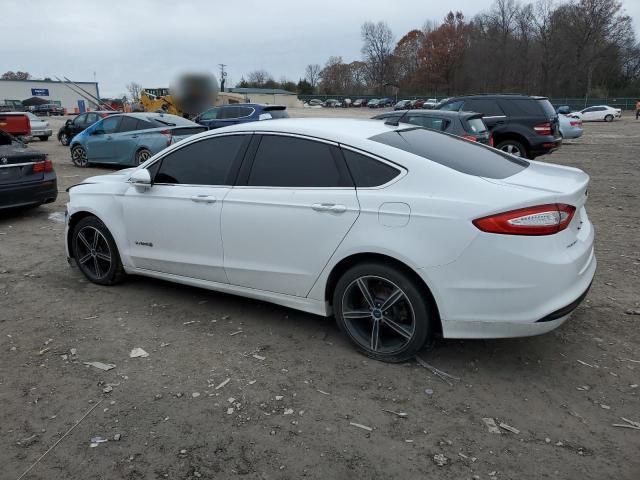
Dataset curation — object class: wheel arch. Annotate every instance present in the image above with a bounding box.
[66,210,118,260]
[492,131,530,149]
[324,252,442,336]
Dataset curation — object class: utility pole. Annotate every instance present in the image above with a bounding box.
[218,64,227,92]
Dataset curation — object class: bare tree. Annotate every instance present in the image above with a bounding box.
[360,21,395,94]
[305,64,321,91]
[126,82,143,102]
[2,71,31,80]
[247,69,272,86]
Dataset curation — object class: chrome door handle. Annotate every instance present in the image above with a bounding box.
[312,203,346,213]
[191,195,216,204]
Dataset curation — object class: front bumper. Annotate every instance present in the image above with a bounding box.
[0,176,57,209]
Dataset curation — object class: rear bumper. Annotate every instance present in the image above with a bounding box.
[0,176,57,209]
[529,136,562,156]
[31,129,53,137]
[419,216,596,339]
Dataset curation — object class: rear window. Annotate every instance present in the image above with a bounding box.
[498,99,542,117]
[369,128,528,179]
[266,109,288,119]
[148,115,196,127]
[464,117,488,134]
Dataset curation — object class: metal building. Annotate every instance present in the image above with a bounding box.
[0,79,100,113]
[227,88,304,108]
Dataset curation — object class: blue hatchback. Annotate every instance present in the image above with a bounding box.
[194,103,288,129]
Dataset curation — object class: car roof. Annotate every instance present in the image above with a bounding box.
[381,110,481,119]
[202,117,402,143]
[443,94,548,101]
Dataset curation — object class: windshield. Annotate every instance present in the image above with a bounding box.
[369,127,528,179]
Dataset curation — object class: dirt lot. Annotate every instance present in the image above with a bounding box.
[1,110,639,480]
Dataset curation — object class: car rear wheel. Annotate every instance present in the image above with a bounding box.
[604,114,613,122]
[71,145,89,167]
[72,216,125,286]
[333,262,433,362]
[135,148,152,165]
[496,140,527,158]
[60,133,70,146]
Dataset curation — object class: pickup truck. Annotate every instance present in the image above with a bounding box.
[0,112,31,139]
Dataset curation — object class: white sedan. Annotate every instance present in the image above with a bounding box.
[572,105,621,122]
[65,119,596,362]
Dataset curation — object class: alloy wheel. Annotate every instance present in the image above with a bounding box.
[341,275,416,355]
[60,133,69,146]
[75,226,112,281]
[136,149,151,165]
[501,144,522,156]
[71,146,88,167]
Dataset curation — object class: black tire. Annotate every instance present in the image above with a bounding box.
[135,148,152,165]
[71,144,89,167]
[39,136,49,141]
[60,133,70,146]
[604,114,613,122]
[496,139,527,158]
[71,216,125,286]
[332,262,434,362]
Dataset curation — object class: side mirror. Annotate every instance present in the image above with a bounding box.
[129,168,151,188]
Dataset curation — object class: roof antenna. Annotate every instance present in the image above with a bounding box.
[385,109,410,127]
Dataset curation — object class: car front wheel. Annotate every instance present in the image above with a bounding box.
[333,262,434,362]
[60,133,70,146]
[71,145,89,167]
[604,114,613,122]
[72,216,125,285]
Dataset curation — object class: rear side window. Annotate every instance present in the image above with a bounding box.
[219,107,241,119]
[499,99,542,117]
[236,107,254,118]
[369,128,528,179]
[438,100,463,111]
[136,119,155,130]
[154,135,246,185]
[117,116,139,133]
[536,99,557,118]
[199,108,220,120]
[463,99,504,117]
[101,116,120,134]
[407,116,449,131]
[248,136,351,188]
[342,149,400,187]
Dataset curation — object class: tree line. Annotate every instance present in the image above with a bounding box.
[240,0,639,98]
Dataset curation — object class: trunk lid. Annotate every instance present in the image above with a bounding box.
[0,144,46,184]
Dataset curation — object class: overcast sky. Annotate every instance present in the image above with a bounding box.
[3,0,640,97]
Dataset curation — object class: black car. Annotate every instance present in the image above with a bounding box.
[435,94,560,158]
[34,103,65,116]
[58,111,117,146]
[371,110,492,145]
[0,129,57,209]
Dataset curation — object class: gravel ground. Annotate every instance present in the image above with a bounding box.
[1,110,639,480]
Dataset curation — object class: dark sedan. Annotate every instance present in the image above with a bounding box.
[0,129,57,209]
[371,110,492,145]
[58,111,118,146]
[195,104,288,130]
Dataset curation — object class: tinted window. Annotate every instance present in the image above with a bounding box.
[465,117,488,134]
[219,107,241,119]
[101,116,120,134]
[85,113,99,124]
[407,115,449,131]
[199,108,220,121]
[369,128,528,179]
[136,119,155,130]
[463,99,504,117]
[498,99,542,116]
[437,100,463,111]
[117,116,139,133]
[343,149,400,187]
[536,99,557,118]
[237,107,254,118]
[248,136,349,188]
[154,135,245,185]
[73,114,87,126]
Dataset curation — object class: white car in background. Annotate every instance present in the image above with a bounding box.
[26,112,52,141]
[65,119,595,362]
[572,105,621,122]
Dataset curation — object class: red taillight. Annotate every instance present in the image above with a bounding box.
[160,129,172,146]
[489,135,494,147]
[32,156,53,173]
[570,120,582,127]
[473,204,576,236]
[533,122,552,136]
[462,134,477,142]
